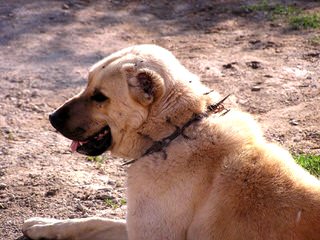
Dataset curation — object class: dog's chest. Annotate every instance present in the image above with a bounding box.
[126,161,201,239]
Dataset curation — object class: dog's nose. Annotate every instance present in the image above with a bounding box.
[49,107,69,131]
[49,112,62,130]
[49,112,57,125]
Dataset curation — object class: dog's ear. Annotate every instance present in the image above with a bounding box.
[121,63,165,106]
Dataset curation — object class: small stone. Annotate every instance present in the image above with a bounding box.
[223,63,233,69]
[223,62,237,69]
[0,183,7,190]
[8,193,15,201]
[86,202,94,208]
[108,180,116,186]
[264,74,272,78]
[76,202,86,212]
[31,90,39,97]
[95,192,114,200]
[293,138,301,142]
[251,86,261,92]
[0,203,7,209]
[45,189,58,197]
[98,186,112,192]
[246,61,261,69]
[249,39,261,45]
[28,173,34,178]
[62,4,70,10]
[289,119,299,126]
[270,23,281,28]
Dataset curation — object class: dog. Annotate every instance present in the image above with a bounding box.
[23,44,320,240]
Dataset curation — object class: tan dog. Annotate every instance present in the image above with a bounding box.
[23,45,320,240]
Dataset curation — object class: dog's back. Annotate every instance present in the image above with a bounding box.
[187,111,320,240]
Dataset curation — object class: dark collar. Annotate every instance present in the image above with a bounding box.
[122,94,230,166]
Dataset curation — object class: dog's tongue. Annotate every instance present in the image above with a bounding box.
[70,141,80,152]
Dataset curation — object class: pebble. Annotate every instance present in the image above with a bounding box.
[45,189,58,197]
[75,202,87,212]
[251,86,261,92]
[8,193,15,201]
[0,203,7,209]
[289,119,299,126]
[95,192,114,200]
[108,180,116,186]
[86,202,94,208]
[264,74,273,78]
[0,183,7,190]
[31,90,39,97]
[98,186,113,192]
[246,61,261,69]
[223,62,237,69]
[62,4,70,10]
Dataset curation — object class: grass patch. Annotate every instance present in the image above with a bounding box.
[104,197,127,209]
[104,198,118,209]
[242,0,300,17]
[87,155,104,164]
[241,1,320,29]
[294,155,320,178]
[290,13,320,29]
[86,155,106,170]
[242,0,270,12]
[272,4,300,18]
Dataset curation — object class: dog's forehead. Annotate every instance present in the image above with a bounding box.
[87,59,123,89]
[89,45,177,74]
[86,44,183,90]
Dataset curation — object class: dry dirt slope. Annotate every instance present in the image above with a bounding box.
[0,0,319,239]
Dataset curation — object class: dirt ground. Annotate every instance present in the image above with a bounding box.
[0,0,319,239]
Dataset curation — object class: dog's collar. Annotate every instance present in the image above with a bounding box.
[122,94,230,166]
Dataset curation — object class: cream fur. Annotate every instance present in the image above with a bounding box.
[23,45,320,240]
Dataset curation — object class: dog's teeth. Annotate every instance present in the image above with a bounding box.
[92,129,109,141]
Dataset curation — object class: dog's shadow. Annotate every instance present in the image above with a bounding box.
[15,236,31,240]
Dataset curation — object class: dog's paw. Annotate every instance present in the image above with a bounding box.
[22,217,60,240]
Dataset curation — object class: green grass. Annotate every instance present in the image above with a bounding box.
[290,13,320,29]
[242,0,270,12]
[104,197,127,209]
[86,155,106,170]
[104,198,118,209]
[240,1,320,30]
[242,1,300,17]
[271,4,300,19]
[294,155,320,178]
[87,155,104,163]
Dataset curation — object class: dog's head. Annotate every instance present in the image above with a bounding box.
[49,45,214,158]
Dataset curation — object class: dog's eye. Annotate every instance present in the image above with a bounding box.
[91,91,108,102]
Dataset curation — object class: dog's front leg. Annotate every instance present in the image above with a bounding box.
[22,217,127,240]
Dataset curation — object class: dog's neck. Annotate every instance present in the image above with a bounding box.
[123,94,230,166]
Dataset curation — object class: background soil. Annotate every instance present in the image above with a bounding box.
[0,0,319,239]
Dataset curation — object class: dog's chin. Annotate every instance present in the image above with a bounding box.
[71,125,112,156]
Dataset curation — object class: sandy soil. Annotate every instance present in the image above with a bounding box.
[0,0,319,239]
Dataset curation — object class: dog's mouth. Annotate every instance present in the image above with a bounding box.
[70,125,112,156]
